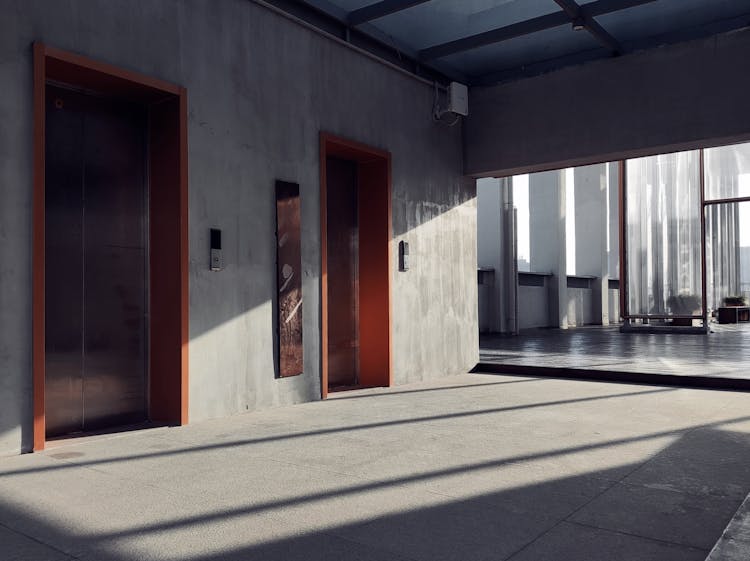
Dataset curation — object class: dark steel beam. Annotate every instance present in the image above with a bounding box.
[259,0,461,83]
[471,11,750,86]
[552,0,621,54]
[420,0,656,61]
[470,48,608,86]
[348,0,433,26]
[420,11,570,61]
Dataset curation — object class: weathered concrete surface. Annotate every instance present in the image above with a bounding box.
[466,27,750,177]
[0,0,477,454]
[0,373,749,560]
[706,494,750,561]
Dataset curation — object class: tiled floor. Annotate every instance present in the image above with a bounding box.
[1,373,749,560]
[480,323,750,380]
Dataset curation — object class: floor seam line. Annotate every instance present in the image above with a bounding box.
[0,519,81,559]
[321,528,422,561]
[503,468,625,561]
[566,519,709,552]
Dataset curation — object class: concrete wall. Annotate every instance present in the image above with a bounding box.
[477,164,620,332]
[518,284,550,330]
[466,28,750,177]
[609,288,621,322]
[0,0,477,455]
[477,178,503,333]
[567,287,595,327]
[529,171,567,328]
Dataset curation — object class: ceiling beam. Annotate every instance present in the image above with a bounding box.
[419,0,656,61]
[552,0,621,54]
[472,11,750,86]
[348,0,433,26]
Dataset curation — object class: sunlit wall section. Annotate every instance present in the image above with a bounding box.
[625,151,702,317]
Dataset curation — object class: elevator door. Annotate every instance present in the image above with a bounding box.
[326,157,359,388]
[45,85,148,437]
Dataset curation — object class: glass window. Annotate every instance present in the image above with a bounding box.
[625,151,702,316]
[704,142,750,201]
[705,201,750,311]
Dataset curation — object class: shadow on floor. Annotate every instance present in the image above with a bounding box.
[1,424,749,560]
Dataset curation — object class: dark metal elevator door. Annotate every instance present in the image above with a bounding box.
[45,85,148,437]
[326,157,359,388]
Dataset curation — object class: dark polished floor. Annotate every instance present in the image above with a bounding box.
[480,323,750,381]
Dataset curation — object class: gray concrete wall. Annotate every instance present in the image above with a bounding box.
[529,171,562,275]
[477,178,503,333]
[567,287,595,327]
[518,285,550,330]
[466,28,750,177]
[0,0,477,455]
[574,166,607,278]
[609,288,621,322]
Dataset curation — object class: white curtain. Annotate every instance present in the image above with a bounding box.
[625,151,702,316]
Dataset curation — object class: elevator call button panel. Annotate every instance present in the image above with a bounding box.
[210,228,223,271]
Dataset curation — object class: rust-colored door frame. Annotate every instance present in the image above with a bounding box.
[32,43,189,450]
[319,133,392,398]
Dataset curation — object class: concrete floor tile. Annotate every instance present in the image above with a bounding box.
[0,466,218,559]
[623,427,750,499]
[330,493,555,561]
[421,469,614,521]
[570,482,740,550]
[0,524,73,561]
[506,521,706,561]
[197,532,416,561]
[0,374,748,561]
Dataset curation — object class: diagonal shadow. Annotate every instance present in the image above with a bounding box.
[19,413,750,543]
[1,427,748,561]
[0,387,675,478]
[324,378,541,401]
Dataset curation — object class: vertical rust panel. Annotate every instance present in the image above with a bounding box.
[276,181,304,377]
[33,43,47,450]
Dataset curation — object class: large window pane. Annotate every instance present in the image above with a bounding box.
[706,201,750,310]
[626,151,703,316]
[705,142,750,201]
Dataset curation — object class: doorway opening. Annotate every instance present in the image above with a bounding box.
[33,44,188,450]
[319,134,391,397]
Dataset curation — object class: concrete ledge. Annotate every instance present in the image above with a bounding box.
[473,363,750,392]
[706,494,750,561]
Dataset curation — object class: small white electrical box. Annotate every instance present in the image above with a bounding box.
[448,82,468,116]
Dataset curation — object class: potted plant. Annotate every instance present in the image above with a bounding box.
[723,295,748,307]
[719,295,750,323]
[667,293,701,326]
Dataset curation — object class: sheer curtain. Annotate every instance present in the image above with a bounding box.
[704,143,750,308]
[705,202,740,310]
[625,151,702,316]
[705,143,750,201]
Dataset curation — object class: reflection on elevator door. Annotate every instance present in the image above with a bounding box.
[45,85,148,437]
[326,157,360,388]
